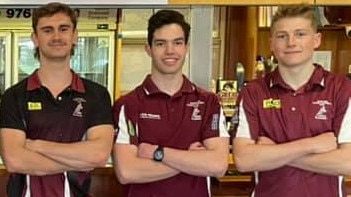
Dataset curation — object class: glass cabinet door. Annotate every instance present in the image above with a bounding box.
[72,31,115,97]
[0,31,12,95]
[12,31,115,97]
[12,31,39,83]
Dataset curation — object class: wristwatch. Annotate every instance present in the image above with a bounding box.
[153,146,164,162]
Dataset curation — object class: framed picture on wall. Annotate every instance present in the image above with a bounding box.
[313,50,332,71]
[217,80,237,117]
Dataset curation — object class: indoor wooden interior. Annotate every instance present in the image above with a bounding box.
[1,0,351,196]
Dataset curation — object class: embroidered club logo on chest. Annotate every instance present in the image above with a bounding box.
[312,100,332,120]
[72,97,86,117]
[186,100,204,121]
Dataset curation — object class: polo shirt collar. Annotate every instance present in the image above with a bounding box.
[269,64,326,90]
[142,74,195,95]
[27,69,86,93]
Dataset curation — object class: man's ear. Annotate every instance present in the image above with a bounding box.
[73,29,78,45]
[145,43,152,57]
[314,32,322,49]
[31,32,38,47]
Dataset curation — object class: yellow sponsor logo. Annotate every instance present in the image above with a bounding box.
[27,102,42,110]
[263,98,281,109]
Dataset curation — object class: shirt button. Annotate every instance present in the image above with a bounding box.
[293,93,297,96]
[57,96,62,101]
[291,107,296,111]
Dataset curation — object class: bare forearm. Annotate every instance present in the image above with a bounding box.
[4,148,77,175]
[27,126,114,169]
[162,147,228,177]
[117,159,179,184]
[234,132,338,172]
[31,140,110,169]
[290,147,351,176]
[233,138,316,172]
[113,144,180,184]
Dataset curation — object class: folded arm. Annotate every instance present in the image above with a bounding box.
[112,143,180,184]
[233,132,337,172]
[290,143,351,176]
[138,137,229,178]
[25,124,114,170]
[0,128,78,175]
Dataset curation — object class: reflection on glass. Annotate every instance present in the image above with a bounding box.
[17,37,39,82]
[16,36,110,88]
[72,36,110,87]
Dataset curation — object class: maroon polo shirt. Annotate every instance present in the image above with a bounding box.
[234,65,351,197]
[113,75,229,197]
[0,70,113,197]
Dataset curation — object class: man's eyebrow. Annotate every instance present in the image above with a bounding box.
[154,37,185,42]
[39,24,72,30]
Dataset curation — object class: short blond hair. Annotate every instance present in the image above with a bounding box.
[271,4,318,33]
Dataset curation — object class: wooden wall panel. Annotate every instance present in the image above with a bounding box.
[223,6,258,81]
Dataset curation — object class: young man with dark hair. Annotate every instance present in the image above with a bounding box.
[233,4,351,197]
[112,10,229,197]
[0,3,114,197]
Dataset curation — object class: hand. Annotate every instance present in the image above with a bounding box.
[188,141,206,151]
[138,142,158,160]
[309,132,337,154]
[257,136,276,145]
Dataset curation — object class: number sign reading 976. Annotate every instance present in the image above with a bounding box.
[6,9,32,18]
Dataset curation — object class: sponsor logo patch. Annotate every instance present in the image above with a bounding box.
[263,98,281,109]
[139,113,161,120]
[27,102,42,110]
[127,120,136,136]
[211,113,219,130]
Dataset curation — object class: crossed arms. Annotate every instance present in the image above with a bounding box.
[113,137,229,184]
[233,133,351,176]
[0,124,114,176]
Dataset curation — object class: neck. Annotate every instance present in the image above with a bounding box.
[38,61,72,97]
[278,64,315,90]
[151,73,184,96]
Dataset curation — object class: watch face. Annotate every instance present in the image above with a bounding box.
[155,150,163,160]
[154,147,164,162]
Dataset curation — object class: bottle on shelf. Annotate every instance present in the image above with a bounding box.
[254,55,266,79]
[236,62,245,92]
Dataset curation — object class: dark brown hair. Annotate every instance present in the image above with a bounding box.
[147,10,191,46]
